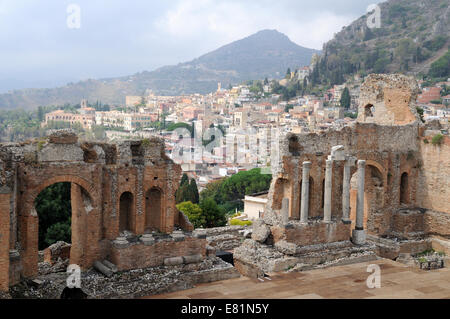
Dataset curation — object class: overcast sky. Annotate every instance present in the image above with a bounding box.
[0,0,384,93]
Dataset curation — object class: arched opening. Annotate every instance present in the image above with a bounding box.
[364,104,374,117]
[145,188,162,232]
[400,172,409,204]
[119,192,133,232]
[298,177,315,219]
[35,182,71,251]
[31,181,93,275]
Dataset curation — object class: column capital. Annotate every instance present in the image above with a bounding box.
[344,155,357,167]
[357,159,366,168]
[302,161,312,169]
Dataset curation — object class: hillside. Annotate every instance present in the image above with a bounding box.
[310,0,450,87]
[0,30,319,109]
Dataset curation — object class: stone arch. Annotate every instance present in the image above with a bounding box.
[119,192,133,232]
[19,175,97,278]
[400,172,409,205]
[23,175,96,216]
[145,187,164,232]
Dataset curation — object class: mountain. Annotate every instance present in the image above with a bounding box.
[0,29,320,109]
[309,0,450,87]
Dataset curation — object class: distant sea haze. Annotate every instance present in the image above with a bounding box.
[0,30,319,109]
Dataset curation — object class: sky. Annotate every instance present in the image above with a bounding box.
[0,0,384,93]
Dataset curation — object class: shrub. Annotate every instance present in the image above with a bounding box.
[230,219,252,226]
[431,134,444,146]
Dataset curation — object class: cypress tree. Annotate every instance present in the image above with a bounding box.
[190,179,199,204]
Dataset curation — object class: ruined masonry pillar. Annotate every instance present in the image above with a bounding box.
[323,159,333,222]
[352,160,366,245]
[342,157,355,223]
[281,198,290,226]
[0,187,11,292]
[300,161,312,223]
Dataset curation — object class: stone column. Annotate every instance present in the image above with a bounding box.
[352,160,366,245]
[300,161,312,223]
[342,156,355,224]
[323,159,333,222]
[281,198,290,226]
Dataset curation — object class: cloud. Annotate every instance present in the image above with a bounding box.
[0,0,383,92]
[154,0,373,50]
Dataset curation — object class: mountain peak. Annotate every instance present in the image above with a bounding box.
[0,29,320,108]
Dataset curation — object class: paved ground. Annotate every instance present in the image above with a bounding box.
[146,259,450,299]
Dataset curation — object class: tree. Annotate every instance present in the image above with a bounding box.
[45,220,71,247]
[285,68,291,79]
[200,179,224,202]
[35,182,72,249]
[176,201,204,228]
[340,87,351,109]
[216,168,272,204]
[37,106,45,122]
[429,50,450,78]
[180,173,189,187]
[199,198,227,228]
[190,179,199,204]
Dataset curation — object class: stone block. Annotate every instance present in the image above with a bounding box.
[352,229,366,245]
[251,219,270,243]
[164,256,184,266]
[274,240,297,255]
[183,254,203,264]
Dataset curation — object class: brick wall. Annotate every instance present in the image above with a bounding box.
[0,192,10,291]
[418,136,450,214]
[110,237,206,271]
[271,221,350,246]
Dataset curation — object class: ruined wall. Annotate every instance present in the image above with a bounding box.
[0,130,185,290]
[0,189,10,291]
[110,237,206,271]
[265,122,423,237]
[264,74,434,242]
[357,74,420,125]
[417,135,450,215]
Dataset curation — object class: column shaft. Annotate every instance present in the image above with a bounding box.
[323,159,333,222]
[300,161,312,223]
[342,163,351,221]
[355,160,366,230]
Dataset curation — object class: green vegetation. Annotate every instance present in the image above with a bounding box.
[35,183,72,249]
[339,87,351,109]
[416,107,425,123]
[200,168,272,214]
[431,134,444,146]
[176,201,205,228]
[428,50,450,78]
[166,122,194,137]
[175,174,200,204]
[230,219,252,226]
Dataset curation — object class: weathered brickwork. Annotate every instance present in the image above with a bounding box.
[111,237,206,271]
[0,130,194,291]
[0,191,10,291]
[271,221,350,246]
